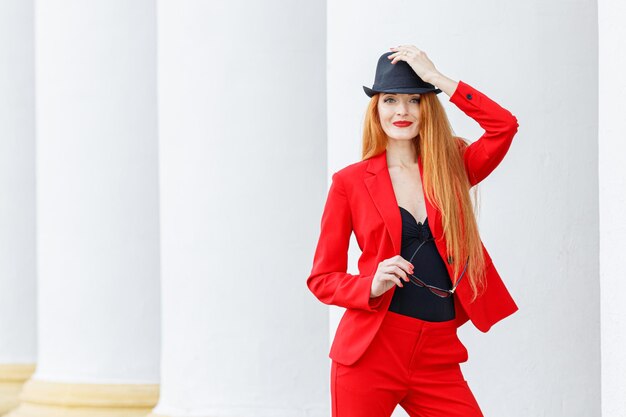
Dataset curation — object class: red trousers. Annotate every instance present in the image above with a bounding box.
[331,310,484,417]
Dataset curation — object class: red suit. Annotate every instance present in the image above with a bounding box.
[307,80,519,367]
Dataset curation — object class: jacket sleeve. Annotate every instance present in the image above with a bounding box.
[450,80,519,187]
[306,172,384,312]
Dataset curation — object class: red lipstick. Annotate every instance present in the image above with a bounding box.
[393,121,413,127]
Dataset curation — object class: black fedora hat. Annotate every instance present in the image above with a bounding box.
[363,51,442,97]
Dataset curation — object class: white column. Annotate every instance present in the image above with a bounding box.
[152,1,327,416]
[8,2,161,416]
[599,1,626,416]
[329,1,599,416]
[0,1,36,413]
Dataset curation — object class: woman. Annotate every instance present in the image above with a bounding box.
[306,45,519,417]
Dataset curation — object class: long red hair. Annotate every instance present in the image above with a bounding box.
[361,92,486,302]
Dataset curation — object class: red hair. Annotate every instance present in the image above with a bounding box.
[362,93,486,302]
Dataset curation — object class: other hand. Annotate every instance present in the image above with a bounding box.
[370,255,414,298]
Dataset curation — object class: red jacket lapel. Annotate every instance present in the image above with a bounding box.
[363,149,443,256]
[364,150,401,255]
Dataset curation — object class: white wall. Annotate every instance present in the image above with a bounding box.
[34,1,160,383]
[0,0,36,364]
[327,1,599,416]
[154,1,327,415]
[599,1,626,416]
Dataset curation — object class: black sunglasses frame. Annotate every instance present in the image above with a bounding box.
[406,238,469,298]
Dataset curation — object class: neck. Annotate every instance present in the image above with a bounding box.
[386,138,418,168]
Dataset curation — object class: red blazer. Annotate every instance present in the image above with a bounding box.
[306,80,520,366]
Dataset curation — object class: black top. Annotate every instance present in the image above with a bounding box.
[387,206,455,321]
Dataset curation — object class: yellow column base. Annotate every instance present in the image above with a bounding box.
[4,379,159,417]
[0,364,36,415]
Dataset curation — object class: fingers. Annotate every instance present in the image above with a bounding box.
[391,265,410,282]
[380,256,414,287]
[382,272,403,288]
[390,45,421,54]
[388,45,426,64]
[392,254,414,275]
[388,52,405,65]
[385,272,405,287]
[383,266,406,287]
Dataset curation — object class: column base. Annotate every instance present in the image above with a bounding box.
[0,364,36,414]
[5,379,159,417]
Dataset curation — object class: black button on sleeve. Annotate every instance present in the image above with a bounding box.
[466,93,473,100]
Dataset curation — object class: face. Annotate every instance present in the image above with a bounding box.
[377,93,421,141]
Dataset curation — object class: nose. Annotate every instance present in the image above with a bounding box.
[395,101,409,116]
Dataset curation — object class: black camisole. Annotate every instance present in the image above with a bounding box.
[387,206,456,322]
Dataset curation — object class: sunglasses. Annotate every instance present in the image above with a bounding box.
[406,238,469,298]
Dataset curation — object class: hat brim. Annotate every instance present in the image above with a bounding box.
[362,85,442,98]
